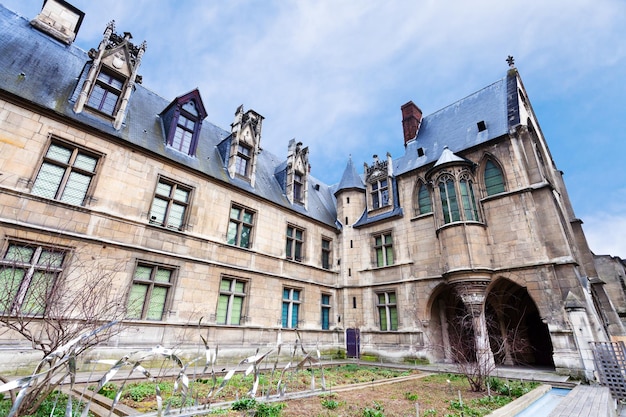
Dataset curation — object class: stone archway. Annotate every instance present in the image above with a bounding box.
[485,278,555,367]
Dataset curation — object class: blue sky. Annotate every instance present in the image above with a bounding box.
[4,1,626,257]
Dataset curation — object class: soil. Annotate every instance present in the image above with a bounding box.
[279,374,488,417]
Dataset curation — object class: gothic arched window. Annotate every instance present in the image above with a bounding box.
[416,182,432,215]
[484,159,505,196]
[459,174,479,221]
[438,174,460,223]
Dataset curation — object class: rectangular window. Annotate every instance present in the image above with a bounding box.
[321,293,331,330]
[0,242,66,315]
[371,179,390,209]
[127,263,174,321]
[235,144,251,177]
[216,277,246,325]
[321,238,332,270]
[293,172,303,202]
[286,225,305,262]
[87,70,124,116]
[149,177,192,230]
[282,287,301,328]
[31,141,100,206]
[171,115,195,155]
[227,204,255,248]
[377,291,398,331]
[374,232,394,267]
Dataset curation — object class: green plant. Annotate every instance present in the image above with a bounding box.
[255,401,285,417]
[362,401,385,417]
[231,397,257,411]
[404,391,419,401]
[126,382,155,402]
[321,398,340,409]
[96,382,118,400]
[423,409,437,416]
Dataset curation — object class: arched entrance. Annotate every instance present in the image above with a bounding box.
[485,278,554,367]
[428,279,554,368]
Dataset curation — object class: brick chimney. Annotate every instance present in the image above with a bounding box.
[401,101,422,145]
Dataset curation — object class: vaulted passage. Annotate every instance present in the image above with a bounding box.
[485,279,555,367]
[429,279,554,368]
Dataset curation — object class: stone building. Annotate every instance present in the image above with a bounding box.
[0,0,623,378]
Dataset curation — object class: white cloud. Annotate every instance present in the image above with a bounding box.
[583,212,626,258]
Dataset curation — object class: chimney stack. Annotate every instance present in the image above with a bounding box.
[401,101,422,145]
[30,0,85,45]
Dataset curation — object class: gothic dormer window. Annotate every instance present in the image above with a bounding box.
[222,105,263,186]
[160,89,207,157]
[235,144,252,177]
[73,21,146,130]
[87,70,124,116]
[284,140,309,207]
[365,153,394,213]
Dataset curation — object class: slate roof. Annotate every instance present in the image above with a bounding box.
[0,4,516,231]
[334,157,365,195]
[394,77,511,177]
[0,5,338,227]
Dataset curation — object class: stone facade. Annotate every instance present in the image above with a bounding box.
[0,2,623,378]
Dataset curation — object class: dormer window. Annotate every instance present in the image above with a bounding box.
[365,153,394,212]
[171,114,195,154]
[160,89,207,157]
[87,70,125,116]
[294,172,304,202]
[235,144,252,177]
[73,22,146,130]
[372,179,389,209]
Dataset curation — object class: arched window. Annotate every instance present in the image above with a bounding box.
[416,182,432,215]
[438,174,460,223]
[484,159,505,196]
[459,174,479,221]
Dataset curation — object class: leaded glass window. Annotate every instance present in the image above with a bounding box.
[227,205,254,248]
[484,160,505,195]
[216,278,246,325]
[374,232,394,267]
[31,142,99,206]
[377,291,398,331]
[127,264,173,321]
[149,178,192,230]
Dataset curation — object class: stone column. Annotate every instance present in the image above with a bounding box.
[452,279,495,369]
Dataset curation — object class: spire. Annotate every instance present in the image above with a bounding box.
[434,146,465,167]
[334,157,365,196]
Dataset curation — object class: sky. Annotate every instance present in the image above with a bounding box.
[3,1,626,257]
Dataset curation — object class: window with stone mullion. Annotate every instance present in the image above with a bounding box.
[0,243,65,315]
[31,142,99,206]
[216,278,245,325]
[227,205,254,248]
[377,291,398,331]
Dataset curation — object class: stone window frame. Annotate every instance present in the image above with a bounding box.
[321,293,331,330]
[436,168,481,225]
[282,287,302,329]
[0,239,68,316]
[227,203,255,249]
[86,68,126,117]
[234,143,252,178]
[286,224,305,262]
[31,137,103,207]
[126,261,177,321]
[376,290,398,331]
[373,231,394,268]
[370,178,390,210]
[483,158,507,196]
[321,237,332,270]
[216,276,248,326]
[148,176,193,231]
[413,179,433,216]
